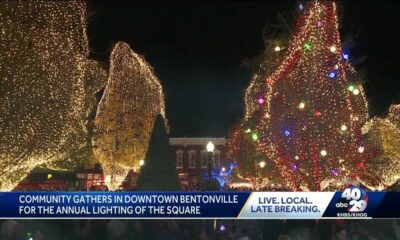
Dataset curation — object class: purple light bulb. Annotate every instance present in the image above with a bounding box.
[291,164,297,171]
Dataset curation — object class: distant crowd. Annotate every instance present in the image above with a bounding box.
[2,219,400,240]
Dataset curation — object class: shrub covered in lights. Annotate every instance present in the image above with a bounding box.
[211,162,238,190]
[200,162,238,191]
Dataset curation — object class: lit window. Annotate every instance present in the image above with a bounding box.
[76,173,85,179]
[188,150,196,168]
[214,150,220,167]
[176,150,183,168]
[201,151,208,168]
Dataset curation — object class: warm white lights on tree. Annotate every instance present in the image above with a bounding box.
[361,117,400,188]
[320,150,327,157]
[298,102,306,109]
[92,42,166,191]
[0,1,104,190]
[259,161,266,168]
[357,146,365,153]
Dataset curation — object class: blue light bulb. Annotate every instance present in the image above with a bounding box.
[284,130,290,137]
[329,72,336,79]
[343,53,349,60]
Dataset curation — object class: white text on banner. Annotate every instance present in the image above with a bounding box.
[239,192,335,219]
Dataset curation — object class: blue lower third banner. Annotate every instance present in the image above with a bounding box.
[0,188,398,219]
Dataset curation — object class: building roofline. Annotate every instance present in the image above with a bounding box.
[169,137,226,145]
[169,137,225,139]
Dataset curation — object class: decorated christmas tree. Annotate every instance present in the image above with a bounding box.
[227,124,259,179]
[93,42,167,191]
[137,114,181,191]
[227,10,292,184]
[248,1,372,191]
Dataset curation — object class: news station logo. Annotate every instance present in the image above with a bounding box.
[335,186,368,217]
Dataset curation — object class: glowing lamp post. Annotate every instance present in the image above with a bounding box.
[206,141,215,178]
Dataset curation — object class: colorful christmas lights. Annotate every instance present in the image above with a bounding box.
[252,1,370,191]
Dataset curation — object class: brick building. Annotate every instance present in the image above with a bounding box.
[15,137,228,191]
[169,137,227,188]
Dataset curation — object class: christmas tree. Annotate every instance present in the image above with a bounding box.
[228,10,292,184]
[249,2,371,191]
[0,1,103,190]
[227,124,259,179]
[243,9,294,122]
[93,42,167,190]
[137,114,181,191]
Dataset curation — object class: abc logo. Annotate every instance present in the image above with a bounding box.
[339,187,368,212]
[335,202,348,208]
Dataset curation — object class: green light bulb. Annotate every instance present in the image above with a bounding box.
[252,133,258,141]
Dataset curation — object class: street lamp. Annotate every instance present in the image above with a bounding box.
[206,141,215,152]
[206,141,215,178]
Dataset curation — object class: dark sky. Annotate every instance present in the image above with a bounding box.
[87,1,400,137]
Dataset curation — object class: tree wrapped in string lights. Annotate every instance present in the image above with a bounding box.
[228,11,292,182]
[251,1,372,191]
[93,42,167,191]
[387,104,400,129]
[0,1,101,190]
[45,60,108,171]
[359,105,400,190]
[243,10,294,122]
[227,125,259,178]
[362,119,400,190]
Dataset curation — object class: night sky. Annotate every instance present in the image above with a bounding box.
[87,1,400,137]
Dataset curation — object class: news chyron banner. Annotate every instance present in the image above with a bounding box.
[0,187,398,219]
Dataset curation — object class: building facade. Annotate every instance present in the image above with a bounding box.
[169,138,227,187]
[16,137,228,191]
